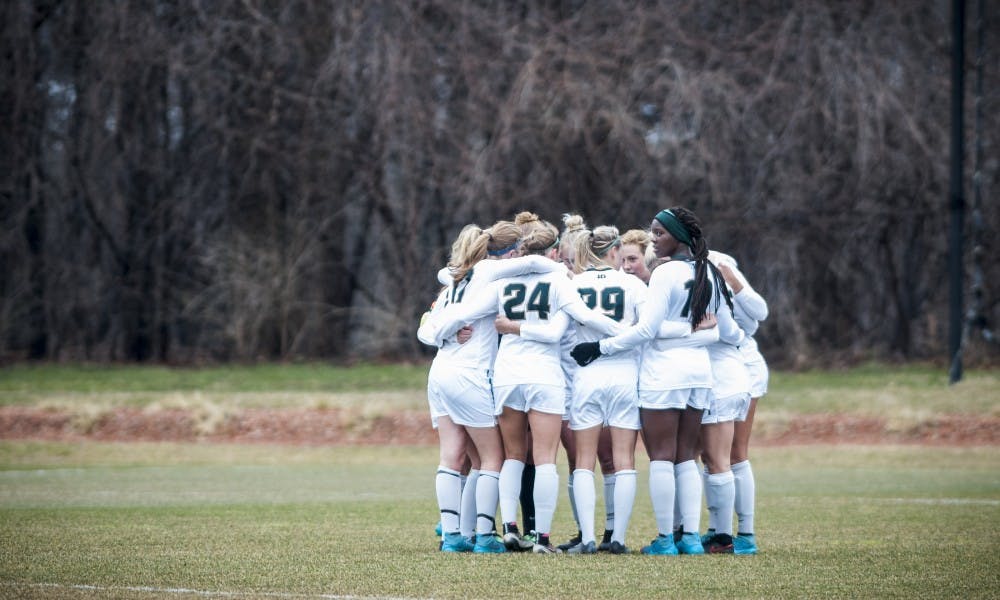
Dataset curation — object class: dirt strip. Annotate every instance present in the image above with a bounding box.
[0,407,997,446]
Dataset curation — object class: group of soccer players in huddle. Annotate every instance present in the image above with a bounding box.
[417,206,767,555]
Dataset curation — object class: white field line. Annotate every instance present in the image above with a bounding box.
[872,497,1000,506]
[0,582,431,600]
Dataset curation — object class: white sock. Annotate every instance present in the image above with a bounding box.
[436,465,462,534]
[648,461,675,536]
[702,464,717,533]
[706,471,735,536]
[611,470,636,545]
[460,469,479,538]
[603,473,616,534]
[675,460,702,535]
[567,471,580,531]
[732,460,756,534]
[533,463,559,536]
[572,469,596,544]
[498,459,525,526]
[476,470,500,535]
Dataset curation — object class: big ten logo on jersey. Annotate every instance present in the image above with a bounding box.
[577,286,625,321]
[502,282,550,320]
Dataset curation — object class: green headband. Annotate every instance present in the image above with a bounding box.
[593,236,621,258]
[654,209,693,247]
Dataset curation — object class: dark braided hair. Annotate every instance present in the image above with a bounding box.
[669,206,733,328]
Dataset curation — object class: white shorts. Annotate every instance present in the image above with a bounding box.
[637,387,710,411]
[747,360,769,398]
[426,363,496,429]
[494,384,565,416]
[702,392,751,424]
[570,384,640,431]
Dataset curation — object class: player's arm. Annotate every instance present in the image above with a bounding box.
[418,281,500,346]
[715,301,746,347]
[552,277,624,337]
[471,255,567,283]
[495,310,570,343]
[596,266,674,356]
[717,261,768,322]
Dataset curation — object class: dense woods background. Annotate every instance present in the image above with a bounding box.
[2,0,997,367]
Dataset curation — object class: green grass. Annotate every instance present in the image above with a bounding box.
[1,442,999,599]
[0,362,430,396]
[1,363,997,417]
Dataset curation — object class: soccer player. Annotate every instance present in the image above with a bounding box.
[571,207,742,556]
[417,220,564,553]
[619,229,655,284]
[697,250,753,554]
[563,224,648,554]
[709,253,768,555]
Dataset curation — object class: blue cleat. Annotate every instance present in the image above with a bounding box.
[676,532,705,555]
[434,521,442,537]
[733,533,758,555]
[640,534,678,555]
[441,532,474,553]
[473,533,507,554]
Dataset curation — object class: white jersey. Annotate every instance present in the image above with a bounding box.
[600,257,743,391]
[493,270,616,387]
[571,267,647,365]
[417,255,567,370]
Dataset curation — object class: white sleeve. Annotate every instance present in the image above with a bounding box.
[551,277,624,337]
[419,282,500,346]
[471,255,566,283]
[517,311,571,344]
[734,285,768,322]
[733,302,760,337]
[652,326,719,350]
[715,301,746,347]
[598,267,671,355]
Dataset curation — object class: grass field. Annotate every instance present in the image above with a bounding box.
[1,364,999,599]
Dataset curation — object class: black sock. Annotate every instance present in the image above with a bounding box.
[520,463,536,532]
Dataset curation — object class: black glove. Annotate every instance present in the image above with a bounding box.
[571,341,602,367]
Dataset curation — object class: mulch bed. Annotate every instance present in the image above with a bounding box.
[0,407,997,446]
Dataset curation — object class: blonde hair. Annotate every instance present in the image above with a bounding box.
[620,229,650,254]
[446,220,521,283]
[508,211,555,255]
[560,214,588,273]
[573,225,621,270]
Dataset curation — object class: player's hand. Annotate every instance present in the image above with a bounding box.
[456,326,473,344]
[694,313,717,332]
[570,341,602,367]
[494,316,520,335]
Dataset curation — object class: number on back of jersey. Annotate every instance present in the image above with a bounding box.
[503,282,551,320]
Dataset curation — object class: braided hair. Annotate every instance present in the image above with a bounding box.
[669,206,733,328]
